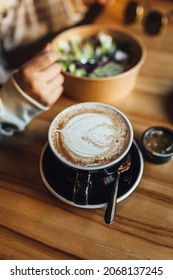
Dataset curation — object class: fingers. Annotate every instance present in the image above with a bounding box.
[41,63,62,83]
[43,43,52,52]
[15,49,64,107]
[48,85,64,106]
[37,73,64,106]
[30,51,58,71]
[48,73,64,93]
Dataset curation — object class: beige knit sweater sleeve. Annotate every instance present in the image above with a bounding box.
[0,76,49,138]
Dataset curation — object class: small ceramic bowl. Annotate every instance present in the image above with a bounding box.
[141,126,173,163]
[51,24,146,103]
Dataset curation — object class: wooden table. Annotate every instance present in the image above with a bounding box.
[0,0,173,260]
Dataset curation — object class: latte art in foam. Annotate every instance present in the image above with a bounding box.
[51,103,131,168]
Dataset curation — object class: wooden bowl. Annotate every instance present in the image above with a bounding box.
[51,24,146,103]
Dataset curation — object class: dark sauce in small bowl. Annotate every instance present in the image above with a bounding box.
[141,126,173,163]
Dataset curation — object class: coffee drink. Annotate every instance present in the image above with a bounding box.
[50,103,132,168]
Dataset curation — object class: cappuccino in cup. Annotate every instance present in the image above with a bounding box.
[49,103,133,171]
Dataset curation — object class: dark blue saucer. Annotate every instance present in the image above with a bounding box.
[40,140,144,208]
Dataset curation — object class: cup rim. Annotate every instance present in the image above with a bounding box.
[48,102,134,171]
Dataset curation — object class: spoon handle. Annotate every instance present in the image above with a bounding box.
[104,172,120,224]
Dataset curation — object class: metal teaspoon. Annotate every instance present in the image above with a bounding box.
[104,153,131,225]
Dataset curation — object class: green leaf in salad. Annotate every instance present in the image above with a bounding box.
[75,68,87,77]
[89,62,124,78]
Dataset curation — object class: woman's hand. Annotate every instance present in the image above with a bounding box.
[14,46,64,107]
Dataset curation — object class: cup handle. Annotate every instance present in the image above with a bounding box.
[73,173,92,205]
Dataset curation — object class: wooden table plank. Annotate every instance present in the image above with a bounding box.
[0,0,173,260]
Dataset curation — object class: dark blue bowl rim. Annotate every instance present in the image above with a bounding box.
[141,126,173,159]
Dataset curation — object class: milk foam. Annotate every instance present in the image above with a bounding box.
[51,104,130,167]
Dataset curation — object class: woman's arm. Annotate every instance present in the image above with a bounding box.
[0,48,64,138]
